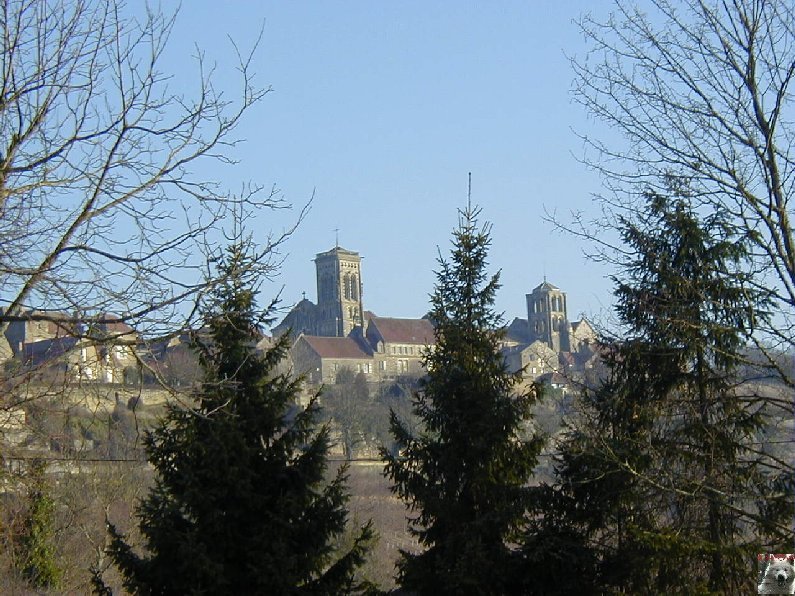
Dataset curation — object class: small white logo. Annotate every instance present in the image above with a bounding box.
[759,554,795,595]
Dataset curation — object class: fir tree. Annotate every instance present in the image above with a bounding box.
[99,243,373,594]
[383,204,544,594]
[527,189,791,593]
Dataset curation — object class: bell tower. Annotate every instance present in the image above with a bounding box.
[314,246,364,337]
[526,280,570,352]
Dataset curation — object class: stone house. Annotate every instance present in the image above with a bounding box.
[2,309,76,356]
[569,318,597,353]
[365,317,434,378]
[289,317,435,385]
[290,335,374,384]
[11,312,138,383]
[88,314,138,383]
[22,336,100,380]
[502,340,560,381]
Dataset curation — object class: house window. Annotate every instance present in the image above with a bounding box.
[364,363,371,374]
[379,361,386,371]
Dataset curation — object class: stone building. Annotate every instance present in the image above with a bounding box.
[315,246,364,337]
[273,245,365,338]
[273,245,600,389]
[4,311,138,383]
[526,281,570,353]
[291,335,374,385]
[2,309,76,356]
[502,340,559,381]
[289,316,435,384]
[365,316,434,377]
[569,318,597,353]
[88,314,138,383]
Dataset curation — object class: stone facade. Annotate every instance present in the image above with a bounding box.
[2,312,138,383]
[365,317,434,378]
[502,340,559,381]
[291,335,374,384]
[527,281,570,353]
[315,247,365,337]
[290,316,434,384]
[2,309,75,356]
[569,318,597,353]
[272,246,365,338]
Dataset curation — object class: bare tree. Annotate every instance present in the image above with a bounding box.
[0,0,295,344]
[567,0,795,379]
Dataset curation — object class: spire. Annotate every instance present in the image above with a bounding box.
[467,172,472,212]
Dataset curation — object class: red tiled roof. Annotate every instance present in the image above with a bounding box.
[369,317,435,345]
[301,336,371,359]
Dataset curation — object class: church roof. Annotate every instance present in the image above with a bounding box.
[367,317,435,345]
[505,317,531,343]
[531,280,560,293]
[300,335,372,359]
[314,246,360,259]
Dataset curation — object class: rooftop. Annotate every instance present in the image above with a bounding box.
[300,335,372,359]
[368,317,435,345]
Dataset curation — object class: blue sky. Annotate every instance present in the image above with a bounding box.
[164,2,615,325]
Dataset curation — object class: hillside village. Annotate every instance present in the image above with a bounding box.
[0,243,604,464]
[275,245,600,388]
[0,244,601,397]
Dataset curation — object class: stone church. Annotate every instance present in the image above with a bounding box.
[275,245,597,386]
[272,246,365,338]
[274,245,434,384]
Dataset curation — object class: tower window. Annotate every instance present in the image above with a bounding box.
[350,274,358,300]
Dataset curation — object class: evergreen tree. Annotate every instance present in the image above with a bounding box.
[383,204,544,594]
[527,189,791,593]
[520,345,663,594]
[17,460,62,590]
[99,243,373,595]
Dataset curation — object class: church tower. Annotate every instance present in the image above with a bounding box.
[526,281,570,352]
[314,246,364,337]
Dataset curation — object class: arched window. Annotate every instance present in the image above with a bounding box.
[343,273,351,300]
[350,274,358,300]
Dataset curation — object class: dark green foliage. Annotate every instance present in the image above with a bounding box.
[101,243,373,594]
[527,189,790,593]
[18,459,62,590]
[383,205,544,594]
